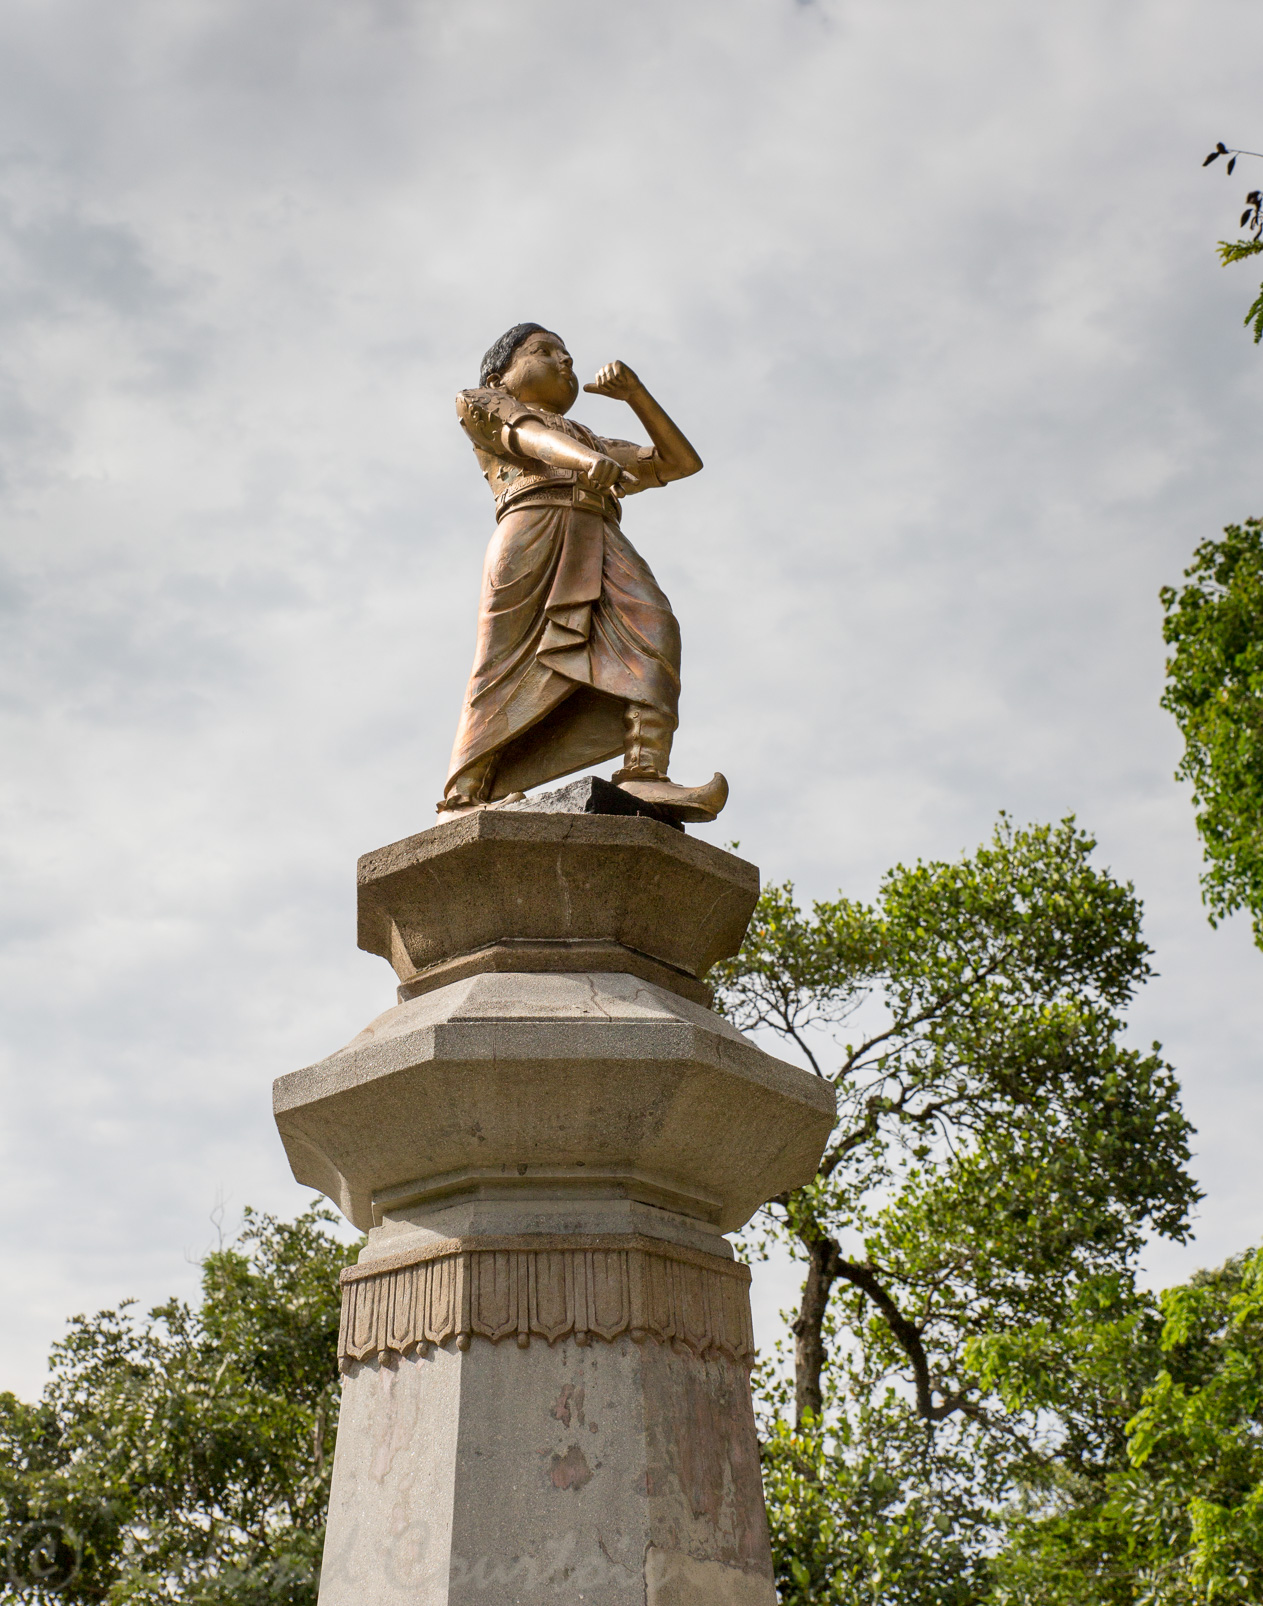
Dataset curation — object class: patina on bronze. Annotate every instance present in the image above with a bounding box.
[439,324,727,823]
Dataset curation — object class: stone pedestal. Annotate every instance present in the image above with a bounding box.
[274,804,835,1605]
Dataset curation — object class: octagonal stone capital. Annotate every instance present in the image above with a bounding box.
[274,971,835,1234]
[356,812,759,1006]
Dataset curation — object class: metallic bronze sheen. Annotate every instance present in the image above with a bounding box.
[439,330,717,814]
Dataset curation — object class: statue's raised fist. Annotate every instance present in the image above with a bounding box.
[583,361,642,401]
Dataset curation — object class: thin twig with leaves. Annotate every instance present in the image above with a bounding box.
[1203,139,1263,339]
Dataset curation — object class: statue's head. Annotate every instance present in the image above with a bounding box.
[481,323,579,415]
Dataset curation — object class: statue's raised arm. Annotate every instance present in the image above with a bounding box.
[579,359,703,484]
[438,323,726,824]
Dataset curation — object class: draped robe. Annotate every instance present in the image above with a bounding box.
[445,387,681,800]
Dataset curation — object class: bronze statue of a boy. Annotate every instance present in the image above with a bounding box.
[439,323,725,821]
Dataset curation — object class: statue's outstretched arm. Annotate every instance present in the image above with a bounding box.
[584,362,702,483]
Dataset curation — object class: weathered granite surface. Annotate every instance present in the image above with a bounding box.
[356,807,759,1006]
[498,773,684,828]
[274,970,834,1236]
[319,1334,777,1606]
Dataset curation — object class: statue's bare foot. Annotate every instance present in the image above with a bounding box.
[614,772,729,823]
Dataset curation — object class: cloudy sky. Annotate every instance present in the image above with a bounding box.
[3,0,1262,1399]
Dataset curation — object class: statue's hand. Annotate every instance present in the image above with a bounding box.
[583,361,642,401]
[583,453,635,492]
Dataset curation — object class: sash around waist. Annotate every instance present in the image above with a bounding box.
[496,479,622,524]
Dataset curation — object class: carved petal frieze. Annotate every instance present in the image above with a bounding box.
[338,1233,754,1371]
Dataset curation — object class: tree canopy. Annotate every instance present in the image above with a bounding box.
[993,1246,1263,1604]
[1160,519,1263,949]
[711,814,1202,1602]
[0,1208,354,1605]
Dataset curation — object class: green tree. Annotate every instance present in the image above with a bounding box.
[0,1206,356,1605]
[991,1247,1263,1604]
[1119,1247,1263,1602]
[1160,520,1263,949]
[710,815,1199,1603]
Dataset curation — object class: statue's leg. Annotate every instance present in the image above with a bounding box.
[612,702,673,783]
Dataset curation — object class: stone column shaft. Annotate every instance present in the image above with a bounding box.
[320,1229,773,1606]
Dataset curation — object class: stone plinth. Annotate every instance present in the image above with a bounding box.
[356,807,758,1006]
[275,812,835,1606]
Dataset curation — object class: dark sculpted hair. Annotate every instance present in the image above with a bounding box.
[480,322,549,387]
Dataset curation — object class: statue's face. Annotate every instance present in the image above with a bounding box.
[497,331,579,414]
